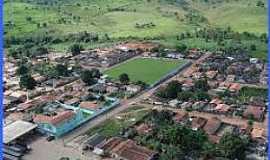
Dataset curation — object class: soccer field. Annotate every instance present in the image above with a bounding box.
[104,58,186,85]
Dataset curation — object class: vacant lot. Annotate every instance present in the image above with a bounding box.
[104,58,186,85]
[86,106,150,137]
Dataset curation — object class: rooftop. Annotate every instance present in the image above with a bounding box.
[33,110,75,125]
[203,117,222,135]
[4,120,37,144]
[111,139,157,160]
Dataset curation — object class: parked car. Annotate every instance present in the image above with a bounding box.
[46,136,55,142]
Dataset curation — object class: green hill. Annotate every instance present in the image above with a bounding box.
[4,0,267,59]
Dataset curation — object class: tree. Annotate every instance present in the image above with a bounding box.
[176,43,188,53]
[42,22,47,27]
[55,64,69,76]
[194,91,210,101]
[80,70,97,86]
[19,74,36,90]
[194,79,210,91]
[26,16,32,22]
[250,44,256,51]
[30,46,48,57]
[157,81,182,99]
[177,91,193,101]
[16,65,29,76]
[98,95,105,101]
[119,73,130,84]
[218,133,249,160]
[91,68,101,78]
[135,80,148,89]
[69,44,83,56]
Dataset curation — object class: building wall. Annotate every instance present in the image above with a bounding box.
[36,98,120,137]
[36,109,85,137]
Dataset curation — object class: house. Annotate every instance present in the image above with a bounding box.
[206,71,218,79]
[209,98,223,106]
[33,102,91,137]
[191,117,207,131]
[181,102,193,109]
[243,106,265,121]
[208,81,219,89]
[173,112,188,124]
[166,53,183,59]
[106,86,119,94]
[214,104,231,114]
[250,58,259,64]
[168,99,180,107]
[110,139,158,160]
[126,85,141,94]
[229,83,241,93]
[85,133,106,150]
[64,98,81,106]
[192,101,206,110]
[96,137,124,156]
[32,74,47,83]
[90,84,107,93]
[250,128,267,143]
[226,75,236,82]
[33,110,78,137]
[192,72,203,79]
[80,101,99,111]
[181,79,194,91]
[203,117,222,135]
[9,91,27,102]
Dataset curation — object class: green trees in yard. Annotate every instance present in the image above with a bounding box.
[81,70,97,86]
[55,64,69,76]
[156,80,182,99]
[218,133,249,160]
[177,91,193,101]
[194,78,210,91]
[16,65,29,76]
[80,68,101,86]
[69,44,83,56]
[19,74,36,90]
[119,73,130,84]
[176,43,188,53]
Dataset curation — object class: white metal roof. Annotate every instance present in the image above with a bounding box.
[4,120,37,144]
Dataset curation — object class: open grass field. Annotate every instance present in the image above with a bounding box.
[104,58,186,85]
[4,0,266,38]
[86,106,150,137]
[4,0,267,59]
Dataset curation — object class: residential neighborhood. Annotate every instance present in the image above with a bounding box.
[3,0,268,160]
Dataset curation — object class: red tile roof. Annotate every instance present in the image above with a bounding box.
[173,112,188,123]
[251,128,266,140]
[215,104,230,113]
[229,83,241,92]
[203,117,222,135]
[80,101,99,110]
[191,117,207,130]
[209,98,223,105]
[243,106,265,121]
[33,110,75,125]
[111,139,157,160]
[97,137,123,153]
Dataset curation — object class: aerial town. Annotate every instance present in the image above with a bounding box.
[3,0,268,160]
